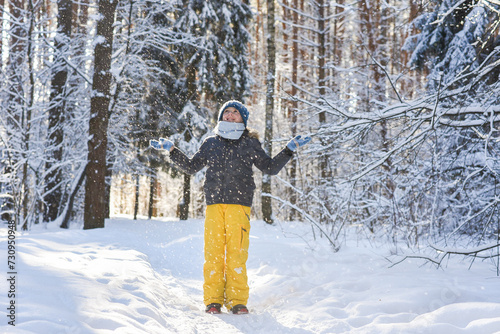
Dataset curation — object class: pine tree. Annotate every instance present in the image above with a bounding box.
[262,0,276,224]
[405,0,500,90]
[44,0,73,222]
[143,0,253,220]
[401,0,500,239]
[84,0,118,230]
[174,0,253,104]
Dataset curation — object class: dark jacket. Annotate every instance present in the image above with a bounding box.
[169,130,294,207]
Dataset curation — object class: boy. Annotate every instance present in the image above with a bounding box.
[150,100,311,314]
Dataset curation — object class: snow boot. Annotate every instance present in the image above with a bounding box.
[205,303,222,314]
[230,304,249,315]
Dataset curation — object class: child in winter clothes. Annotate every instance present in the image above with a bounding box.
[150,100,311,314]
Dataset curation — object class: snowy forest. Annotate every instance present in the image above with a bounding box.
[1,0,500,262]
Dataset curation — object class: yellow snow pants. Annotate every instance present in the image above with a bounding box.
[203,204,251,309]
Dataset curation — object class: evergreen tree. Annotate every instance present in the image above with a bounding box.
[84,0,118,230]
[403,0,500,239]
[143,0,253,219]
[262,0,276,224]
[404,0,500,90]
[174,0,253,104]
[44,0,73,223]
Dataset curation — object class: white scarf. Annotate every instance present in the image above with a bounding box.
[215,121,246,140]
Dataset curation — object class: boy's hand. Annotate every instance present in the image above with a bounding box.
[287,135,312,151]
[150,138,174,151]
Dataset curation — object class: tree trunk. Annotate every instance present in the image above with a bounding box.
[44,0,73,222]
[250,0,264,105]
[317,0,327,124]
[22,0,37,230]
[0,0,4,64]
[60,164,87,228]
[83,0,117,229]
[401,0,421,98]
[179,173,191,220]
[177,64,197,221]
[104,162,112,219]
[101,0,134,222]
[133,174,139,220]
[148,172,155,219]
[7,0,25,228]
[281,0,289,64]
[288,0,299,220]
[73,0,89,33]
[152,176,160,217]
[262,0,276,224]
[318,0,330,180]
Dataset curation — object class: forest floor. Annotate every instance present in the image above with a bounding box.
[1,216,500,333]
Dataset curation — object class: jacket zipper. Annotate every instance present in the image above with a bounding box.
[222,142,229,201]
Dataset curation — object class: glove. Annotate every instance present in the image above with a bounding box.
[286,135,312,152]
[149,138,174,151]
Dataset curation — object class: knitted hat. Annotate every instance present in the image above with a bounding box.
[218,100,249,127]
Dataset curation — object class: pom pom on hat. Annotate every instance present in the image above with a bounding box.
[218,100,249,127]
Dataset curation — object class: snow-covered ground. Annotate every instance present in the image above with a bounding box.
[1,216,500,333]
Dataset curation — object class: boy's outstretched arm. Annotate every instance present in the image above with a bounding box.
[150,137,208,175]
[254,135,312,175]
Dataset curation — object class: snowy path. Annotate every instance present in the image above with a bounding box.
[1,217,500,333]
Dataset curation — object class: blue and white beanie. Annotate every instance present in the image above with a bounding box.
[218,100,249,127]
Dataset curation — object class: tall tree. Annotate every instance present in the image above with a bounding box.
[317,0,328,122]
[288,0,299,218]
[403,0,500,240]
[262,0,276,224]
[44,0,73,222]
[144,0,253,220]
[84,0,118,229]
[0,0,4,60]
[316,0,330,182]
[406,0,500,89]
[21,0,37,230]
[172,0,253,104]
[6,0,27,228]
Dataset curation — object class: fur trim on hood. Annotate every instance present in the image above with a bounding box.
[247,128,260,140]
